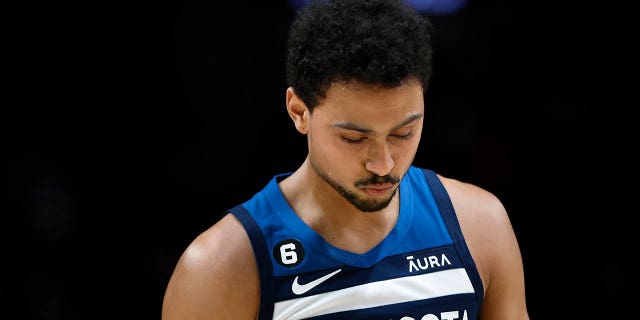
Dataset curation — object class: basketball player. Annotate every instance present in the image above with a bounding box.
[162,0,530,318]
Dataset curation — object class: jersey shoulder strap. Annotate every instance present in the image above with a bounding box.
[419,168,484,306]
[227,205,275,320]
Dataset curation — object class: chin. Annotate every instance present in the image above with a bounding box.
[350,188,398,212]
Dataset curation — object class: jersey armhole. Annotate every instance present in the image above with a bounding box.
[227,205,275,320]
[420,169,485,307]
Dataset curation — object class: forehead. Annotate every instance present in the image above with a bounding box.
[312,80,425,129]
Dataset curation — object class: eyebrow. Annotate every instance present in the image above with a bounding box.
[331,113,424,134]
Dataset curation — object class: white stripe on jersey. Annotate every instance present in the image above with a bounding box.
[273,267,475,320]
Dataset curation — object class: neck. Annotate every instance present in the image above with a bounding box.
[279,158,400,254]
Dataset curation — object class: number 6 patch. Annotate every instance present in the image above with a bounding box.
[273,239,305,268]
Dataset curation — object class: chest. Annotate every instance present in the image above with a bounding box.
[269,244,480,320]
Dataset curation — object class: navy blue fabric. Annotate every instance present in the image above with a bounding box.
[421,169,485,307]
[229,167,484,319]
[228,205,275,320]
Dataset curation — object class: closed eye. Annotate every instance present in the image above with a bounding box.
[341,136,366,144]
[388,127,415,141]
[392,131,414,140]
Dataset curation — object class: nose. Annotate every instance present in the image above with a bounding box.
[365,141,395,176]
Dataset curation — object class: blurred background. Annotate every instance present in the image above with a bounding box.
[6,0,635,318]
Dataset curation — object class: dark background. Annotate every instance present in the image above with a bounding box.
[7,0,635,318]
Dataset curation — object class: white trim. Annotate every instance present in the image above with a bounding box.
[273,268,474,320]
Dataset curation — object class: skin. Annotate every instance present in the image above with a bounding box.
[162,80,530,319]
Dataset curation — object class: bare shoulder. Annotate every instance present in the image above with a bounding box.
[162,213,259,320]
[437,173,530,319]
[437,175,507,281]
[438,174,512,244]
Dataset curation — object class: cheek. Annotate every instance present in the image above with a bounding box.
[391,138,421,166]
[310,131,339,163]
[315,131,357,158]
[324,141,360,167]
[311,134,362,176]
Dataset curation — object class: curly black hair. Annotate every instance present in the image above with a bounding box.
[286,0,434,111]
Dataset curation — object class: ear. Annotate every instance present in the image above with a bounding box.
[286,87,310,134]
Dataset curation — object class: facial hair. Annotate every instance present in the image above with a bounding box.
[310,158,400,212]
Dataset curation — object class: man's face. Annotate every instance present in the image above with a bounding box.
[306,80,424,212]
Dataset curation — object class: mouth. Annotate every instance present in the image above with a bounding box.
[360,184,395,197]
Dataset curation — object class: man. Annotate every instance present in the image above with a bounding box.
[162,0,530,319]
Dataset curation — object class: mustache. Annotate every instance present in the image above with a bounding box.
[354,175,400,187]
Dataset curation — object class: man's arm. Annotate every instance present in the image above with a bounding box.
[162,214,260,320]
[441,176,530,320]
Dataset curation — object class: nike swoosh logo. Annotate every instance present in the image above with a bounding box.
[291,269,342,295]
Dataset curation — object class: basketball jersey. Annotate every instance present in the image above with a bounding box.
[228,166,484,320]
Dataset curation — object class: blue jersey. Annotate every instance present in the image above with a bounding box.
[229,166,484,320]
